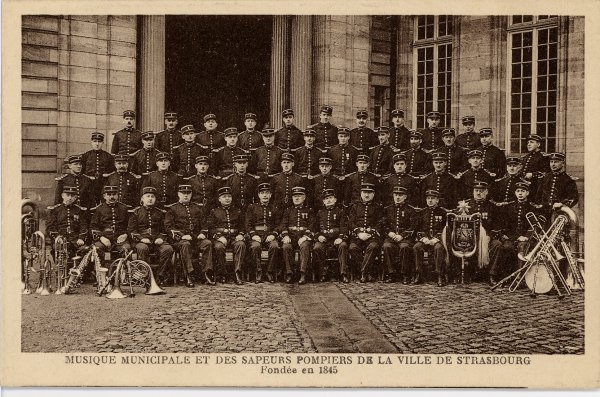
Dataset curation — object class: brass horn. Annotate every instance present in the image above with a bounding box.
[106,258,127,299]
[128,260,165,295]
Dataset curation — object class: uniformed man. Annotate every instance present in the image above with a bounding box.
[380,153,420,206]
[350,110,377,154]
[185,155,221,209]
[278,186,315,284]
[89,185,131,268]
[327,127,358,179]
[344,154,379,207]
[207,186,247,285]
[455,115,479,150]
[382,186,418,284]
[310,105,338,150]
[521,134,550,181]
[127,187,174,279]
[313,189,349,282]
[155,111,183,157]
[195,113,225,174]
[436,128,468,175]
[369,126,394,177]
[54,154,95,209]
[478,127,506,177]
[172,125,209,177]
[420,111,444,153]
[214,127,249,177]
[251,128,283,178]
[245,183,281,283]
[164,184,213,287]
[46,185,89,256]
[238,112,263,152]
[295,129,325,178]
[535,152,579,220]
[111,110,142,155]
[103,153,141,208]
[310,157,340,209]
[275,109,303,152]
[81,131,115,204]
[389,109,411,152]
[404,130,431,177]
[223,154,259,211]
[492,156,524,203]
[347,183,383,283]
[419,152,459,208]
[141,152,181,208]
[271,152,306,210]
[457,149,495,200]
[130,131,162,177]
[413,189,448,286]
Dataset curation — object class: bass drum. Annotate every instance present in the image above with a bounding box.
[524,262,555,294]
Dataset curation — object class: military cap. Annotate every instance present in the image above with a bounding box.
[164,111,178,119]
[62,186,79,194]
[410,130,423,139]
[123,110,136,118]
[425,189,441,197]
[67,154,82,164]
[261,128,276,137]
[548,152,566,161]
[392,186,408,195]
[257,183,271,192]
[356,154,370,163]
[506,156,521,164]
[218,186,232,197]
[91,132,105,141]
[244,112,257,121]
[180,125,196,134]
[114,153,129,162]
[291,186,306,196]
[473,181,489,190]
[467,149,483,158]
[427,111,440,119]
[526,134,543,143]
[156,152,171,161]
[224,127,238,137]
[461,116,475,124]
[431,152,448,161]
[103,185,119,194]
[319,157,333,165]
[320,105,333,115]
[233,154,250,163]
[322,188,336,198]
[360,183,376,192]
[281,152,295,162]
[442,128,456,137]
[303,129,316,137]
[178,184,193,193]
[195,155,210,164]
[377,126,390,134]
[337,127,350,136]
[282,109,294,117]
[141,131,155,140]
[479,127,493,136]
[392,153,407,163]
[142,186,157,196]
[515,181,531,191]
[356,110,368,118]
[203,113,217,122]
[391,109,405,118]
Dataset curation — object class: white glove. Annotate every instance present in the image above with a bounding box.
[252,235,262,243]
[141,238,151,244]
[552,202,563,210]
[235,234,244,241]
[298,236,308,246]
[388,232,396,239]
[420,237,430,244]
[76,239,85,246]
[100,236,111,248]
[197,233,206,240]
[181,235,192,241]
[429,238,439,245]
[282,235,291,244]
[318,236,327,243]
[116,234,127,244]
[334,238,343,245]
[357,232,369,241]
[265,235,275,243]
[217,236,228,246]
[154,238,164,245]
[517,236,529,242]
[393,234,403,242]
[524,172,533,179]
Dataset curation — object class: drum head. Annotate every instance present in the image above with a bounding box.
[525,262,554,294]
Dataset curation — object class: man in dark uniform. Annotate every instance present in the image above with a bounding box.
[310,157,340,209]
[278,186,315,284]
[478,127,506,178]
[55,154,95,209]
[313,189,349,282]
[195,113,225,175]
[207,186,247,285]
[310,105,338,150]
[420,111,444,153]
[251,128,283,178]
[155,111,183,157]
[141,152,181,208]
[413,189,448,286]
[238,112,264,152]
[271,152,306,210]
[214,127,249,177]
[348,183,382,283]
[389,109,411,152]
[295,129,325,178]
[81,131,115,204]
[223,154,259,211]
[492,156,524,203]
[455,115,479,151]
[275,109,303,152]
[369,126,394,177]
[344,154,379,207]
[436,128,468,175]
[382,186,418,284]
[172,125,209,177]
[535,152,579,220]
[103,153,141,208]
[128,186,174,278]
[457,149,495,200]
[245,183,281,283]
[327,127,358,179]
[185,155,221,210]
[404,130,430,177]
[111,110,142,155]
[46,185,89,257]
[419,152,459,208]
[350,110,377,154]
[129,131,162,177]
[164,184,213,287]
[521,134,550,196]
[380,153,420,206]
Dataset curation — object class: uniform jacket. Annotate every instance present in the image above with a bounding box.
[195,130,225,174]
[90,202,130,241]
[435,144,468,175]
[415,205,448,239]
[344,171,379,207]
[535,171,579,207]
[457,198,503,235]
[46,203,88,242]
[103,171,141,208]
[501,200,540,239]
[381,172,420,205]
[382,203,418,239]
[316,205,348,240]
[327,143,359,177]
[270,171,306,208]
[521,150,550,176]
[141,170,181,207]
[420,127,444,152]
[419,171,460,208]
[244,202,281,237]
[403,147,431,177]
[311,122,339,149]
[172,142,209,177]
[369,143,394,176]
[458,167,495,200]
[155,128,183,156]
[164,201,209,241]
[310,173,341,208]
[238,130,264,152]
[54,172,95,209]
[389,125,411,152]
[278,204,316,238]
[223,172,259,210]
[129,147,162,176]
[185,173,221,209]
[349,126,377,153]
[214,145,249,176]
[207,205,245,239]
[251,144,283,176]
[479,144,506,177]
[81,149,115,180]
[127,205,168,242]
[275,125,303,151]
[111,128,142,155]
[455,131,480,151]
[347,200,383,238]
[492,173,523,203]
[294,145,326,177]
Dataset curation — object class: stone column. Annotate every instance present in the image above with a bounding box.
[312,16,329,121]
[270,16,289,129]
[138,15,165,132]
[290,15,312,130]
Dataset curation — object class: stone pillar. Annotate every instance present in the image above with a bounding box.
[312,15,329,121]
[138,15,165,132]
[290,16,312,130]
[270,16,289,129]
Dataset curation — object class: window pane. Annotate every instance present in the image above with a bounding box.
[512,16,523,24]
[512,94,521,108]
[523,15,533,23]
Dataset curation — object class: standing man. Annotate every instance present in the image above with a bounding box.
[185,155,221,210]
[310,157,340,209]
[311,105,338,150]
[458,149,495,200]
[369,126,394,177]
[271,152,305,210]
[295,129,325,178]
[251,128,283,179]
[55,155,95,209]
[456,116,479,151]
[141,152,181,208]
[436,128,468,175]
[81,131,115,204]
[420,111,444,153]
[111,110,142,155]
[238,112,263,153]
[196,113,225,174]
[344,154,379,207]
[155,111,183,157]
[419,152,459,209]
[535,152,579,220]
[389,109,411,152]
[521,134,550,195]
[103,153,140,208]
[172,125,209,177]
[130,131,162,177]
[350,110,377,154]
[380,153,419,206]
[275,109,303,152]
[492,156,524,203]
[223,154,259,212]
[214,127,248,177]
[327,127,358,180]
[404,131,430,177]
[478,128,506,178]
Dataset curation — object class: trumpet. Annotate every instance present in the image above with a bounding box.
[525,212,565,262]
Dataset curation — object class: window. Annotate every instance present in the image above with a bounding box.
[373,86,386,128]
[414,16,453,129]
[508,16,559,153]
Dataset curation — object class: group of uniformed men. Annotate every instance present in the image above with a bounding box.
[46,106,579,288]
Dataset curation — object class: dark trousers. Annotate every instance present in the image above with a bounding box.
[282,233,311,274]
[213,239,246,276]
[313,240,349,276]
[134,242,174,277]
[382,238,414,276]
[93,240,130,268]
[349,238,380,275]
[489,239,529,277]
[249,238,280,274]
[174,239,213,273]
[413,241,447,275]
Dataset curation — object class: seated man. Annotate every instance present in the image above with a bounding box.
[127,187,174,281]
[278,186,315,284]
[313,189,349,283]
[382,186,418,284]
[46,185,89,258]
[413,189,448,287]
[164,184,213,287]
[207,186,246,285]
[245,183,281,283]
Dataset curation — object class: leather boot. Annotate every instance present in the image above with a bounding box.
[437,274,445,287]
[266,272,274,283]
[411,273,422,285]
[402,276,409,285]
[298,272,307,285]
[342,274,350,283]
[285,273,293,284]
[204,271,216,286]
[235,271,244,285]
[185,275,195,288]
[255,271,263,284]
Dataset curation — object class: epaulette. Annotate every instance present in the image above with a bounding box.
[380,174,390,180]
[448,172,459,179]
[408,205,419,211]
[183,175,194,180]
[308,123,318,129]
[173,143,185,149]
[221,173,233,180]
[532,203,543,209]
[566,173,580,181]
[483,168,496,176]
[175,173,183,178]
[90,204,102,211]
[350,145,361,151]
[119,202,132,209]
[157,208,167,213]
[47,204,61,210]
[129,150,140,156]
[55,174,67,181]
[412,206,426,213]
[248,173,260,180]
[213,147,224,153]
[129,206,141,213]
[198,143,209,149]
[84,174,95,180]
[368,145,379,151]
[290,147,299,152]
[165,203,177,208]
[316,147,327,153]
[495,175,508,182]
[103,172,116,178]
[74,204,87,211]
[422,172,433,178]
[242,148,250,154]
[132,173,142,179]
